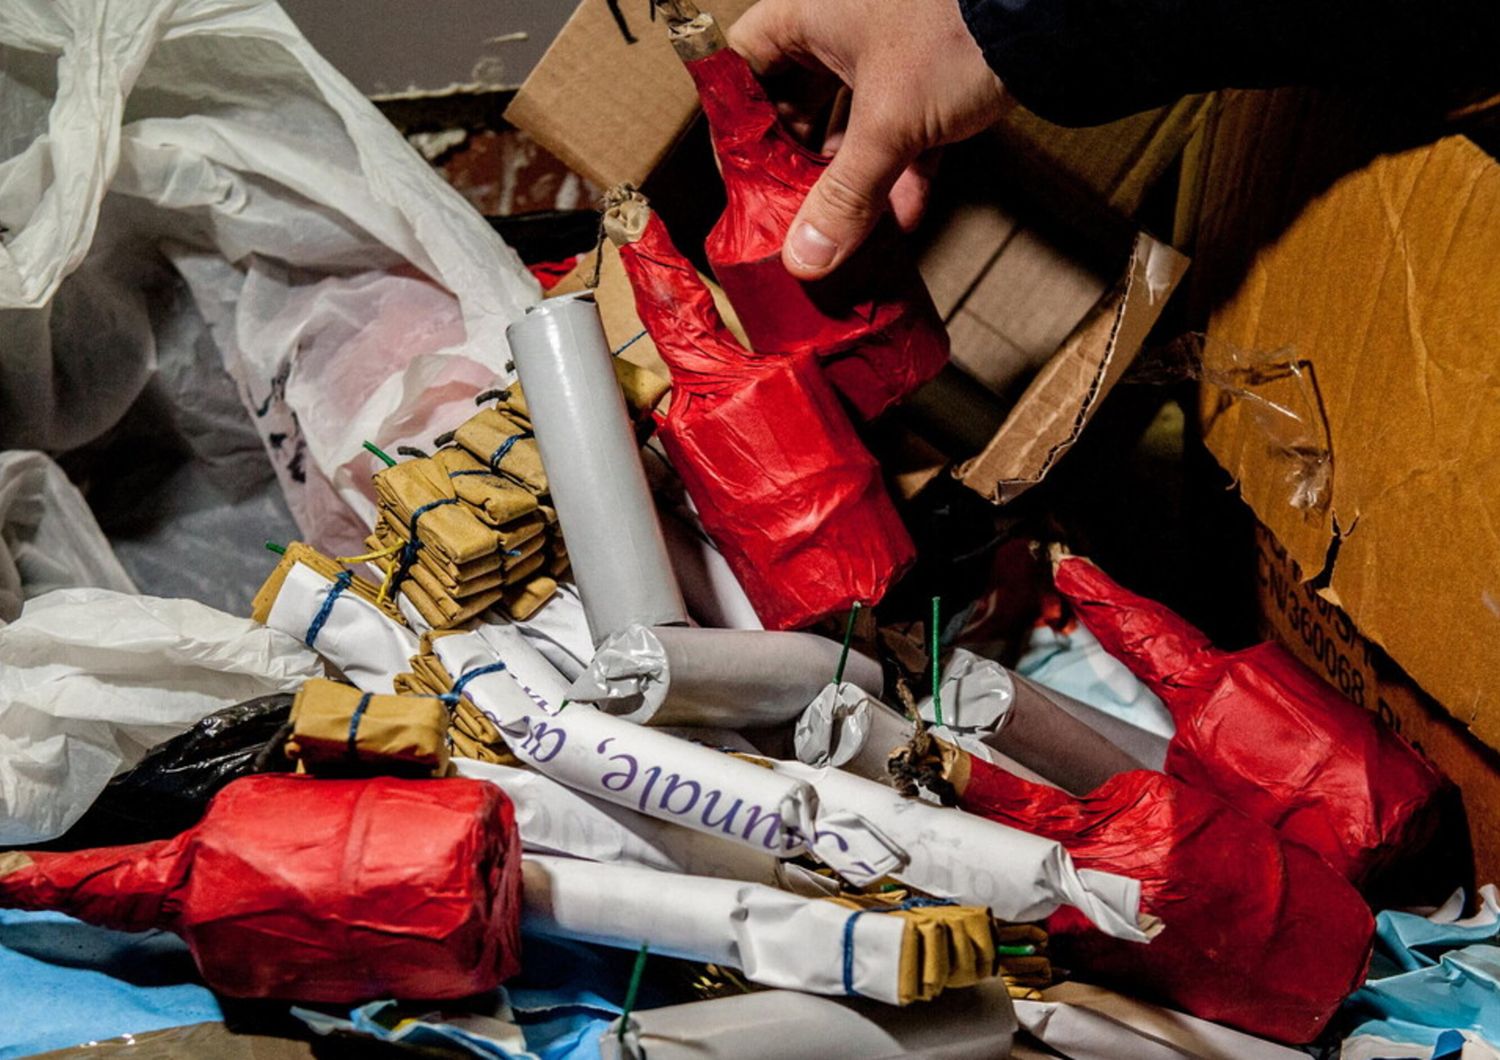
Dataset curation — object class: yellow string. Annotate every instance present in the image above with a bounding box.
[335,542,403,565]
[375,557,401,608]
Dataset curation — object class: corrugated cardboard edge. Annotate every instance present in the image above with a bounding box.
[503,0,756,189]
[957,234,1189,503]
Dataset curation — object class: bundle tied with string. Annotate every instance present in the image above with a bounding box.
[605,186,914,630]
[361,432,566,630]
[662,6,949,420]
[284,677,450,777]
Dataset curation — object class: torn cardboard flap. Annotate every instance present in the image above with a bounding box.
[1189,87,1500,748]
[956,234,1190,503]
[504,0,757,188]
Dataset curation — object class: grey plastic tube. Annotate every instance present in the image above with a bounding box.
[506,293,687,644]
[568,625,884,727]
[991,676,1147,795]
[601,980,1018,1060]
[1022,674,1171,772]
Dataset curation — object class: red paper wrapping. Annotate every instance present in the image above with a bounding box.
[1053,555,1451,893]
[958,753,1374,1043]
[683,45,949,420]
[0,775,523,1002]
[614,205,914,629]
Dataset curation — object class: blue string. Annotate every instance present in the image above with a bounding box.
[841,896,956,997]
[441,661,509,706]
[448,469,495,478]
[391,497,460,592]
[346,692,373,761]
[488,432,532,470]
[304,570,353,648]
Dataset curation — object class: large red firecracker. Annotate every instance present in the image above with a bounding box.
[1052,554,1451,895]
[605,189,915,630]
[0,775,523,1002]
[953,750,1375,1044]
[669,13,950,421]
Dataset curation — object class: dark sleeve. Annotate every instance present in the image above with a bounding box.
[956,0,1500,126]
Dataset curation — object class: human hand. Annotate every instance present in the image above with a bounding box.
[730,0,1010,280]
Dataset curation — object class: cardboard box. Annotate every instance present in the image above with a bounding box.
[1184,87,1500,750]
[1256,524,1499,888]
[507,2,1193,504]
[504,0,758,187]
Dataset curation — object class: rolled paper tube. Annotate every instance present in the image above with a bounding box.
[567,625,883,728]
[523,855,985,1006]
[261,558,418,694]
[600,980,1017,1060]
[794,683,1056,788]
[771,760,1150,943]
[432,629,906,885]
[795,683,917,781]
[455,758,787,887]
[659,506,763,630]
[504,581,593,681]
[506,293,687,645]
[1021,675,1171,772]
[916,650,1147,796]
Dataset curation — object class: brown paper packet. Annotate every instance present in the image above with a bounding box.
[453,408,547,495]
[286,678,449,775]
[391,572,505,630]
[433,448,540,527]
[250,542,402,625]
[503,575,557,621]
[368,525,504,589]
[374,462,501,569]
[826,895,997,1004]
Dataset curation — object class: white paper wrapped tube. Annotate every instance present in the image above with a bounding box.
[432,630,905,885]
[454,758,784,886]
[263,561,418,694]
[523,856,910,1004]
[773,760,1151,943]
[506,293,687,645]
[568,625,884,727]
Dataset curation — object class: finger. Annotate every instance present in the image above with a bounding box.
[727,0,802,78]
[890,148,943,233]
[784,96,916,279]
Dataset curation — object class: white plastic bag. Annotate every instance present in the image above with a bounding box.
[0,588,322,844]
[0,0,539,553]
[0,451,135,623]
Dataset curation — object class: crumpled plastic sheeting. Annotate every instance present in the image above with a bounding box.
[0,909,221,1060]
[1054,554,1451,896]
[1016,621,1176,740]
[0,451,135,624]
[1339,886,1500,1055]
[0,588,320,844]
[0,0,539,554]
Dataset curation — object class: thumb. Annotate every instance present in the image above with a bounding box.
[784,97,914,280]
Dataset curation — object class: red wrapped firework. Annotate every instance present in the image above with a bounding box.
[952,749,1374,1043]
[1053,554,1452,895]
[605,188,915,630]
[668,12,949,421]
[0,775,523,1002]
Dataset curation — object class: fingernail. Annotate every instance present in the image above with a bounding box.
[788,223,837,270]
